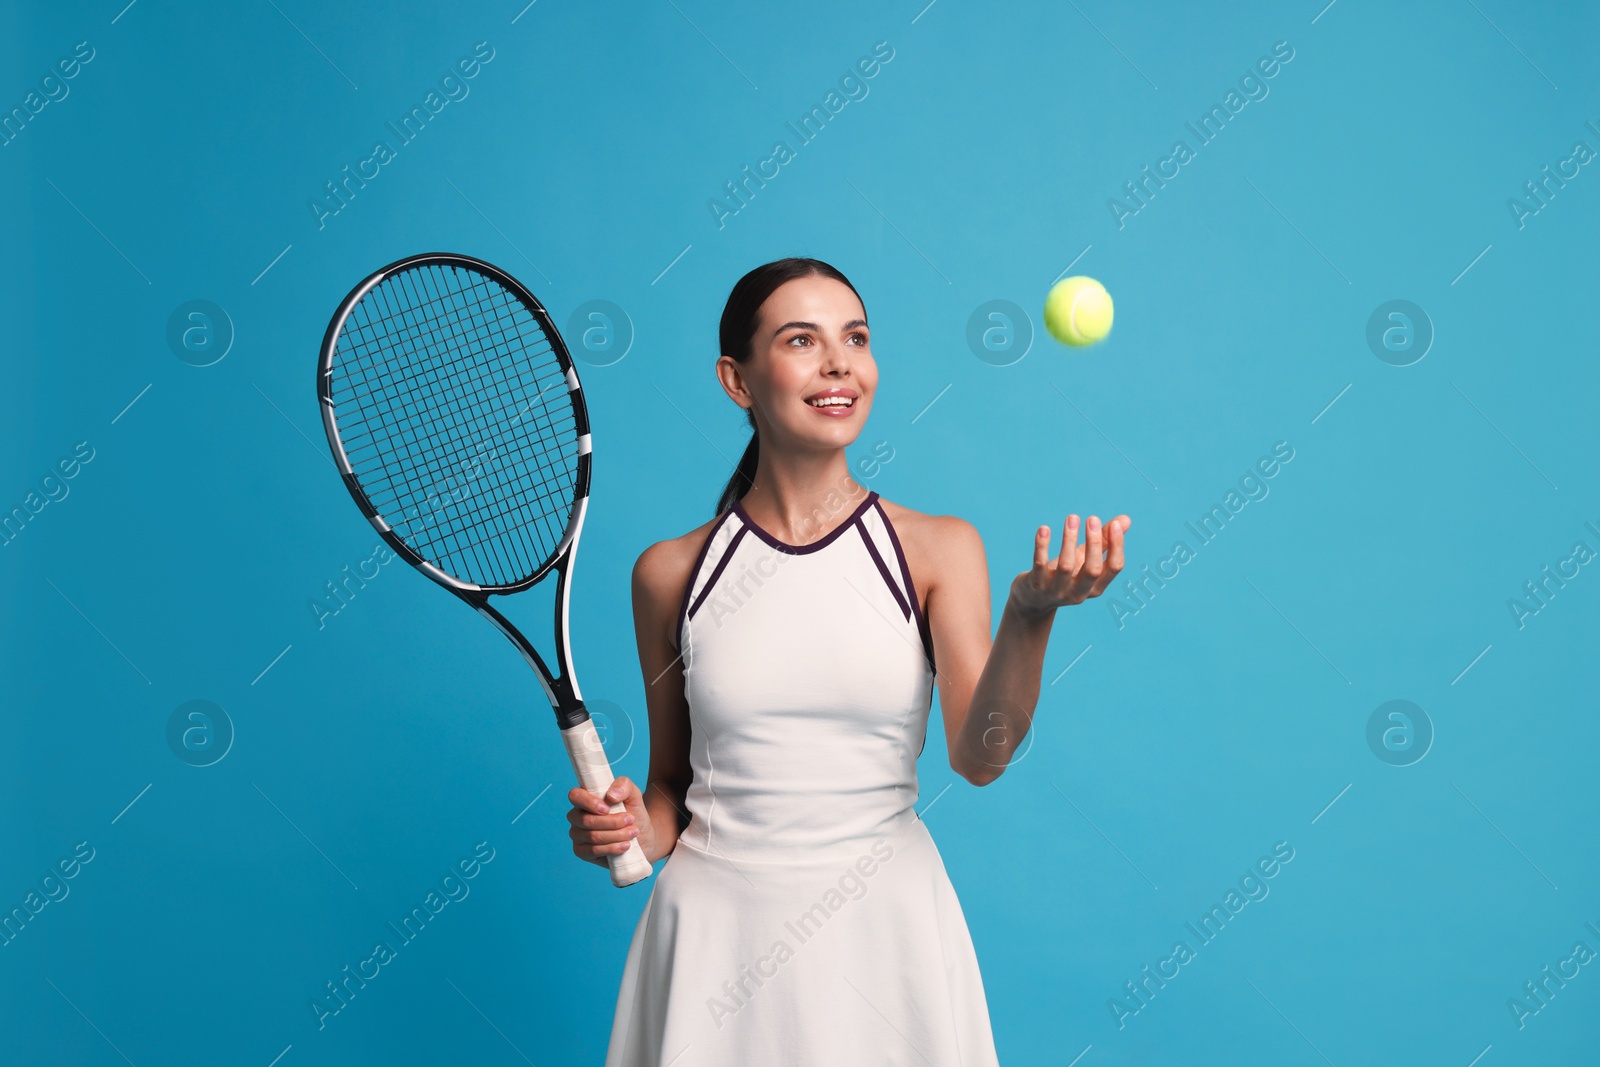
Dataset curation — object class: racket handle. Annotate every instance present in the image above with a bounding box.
[560,718,654,888]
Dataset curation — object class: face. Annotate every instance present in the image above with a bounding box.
[717,275,877,454]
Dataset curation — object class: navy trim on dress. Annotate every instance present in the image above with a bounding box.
[872,499,936,672]
[687,524,749,623]
[732,490,879,555]
[854,519,912,621]
[675,507,737,654]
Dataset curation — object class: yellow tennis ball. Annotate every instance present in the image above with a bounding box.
[1044,276,1113,346]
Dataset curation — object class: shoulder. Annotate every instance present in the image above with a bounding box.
[636,511,736,652]
[875,497,983,555]
[873,497,986,587]
[633,514,725,605]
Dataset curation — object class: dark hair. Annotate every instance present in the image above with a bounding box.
[713,257,866,517]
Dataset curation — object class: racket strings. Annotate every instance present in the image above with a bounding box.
[329,262,581,587]
[342,345,572,575]
[345,272,534,564]
[347,271,525,338]
[370,270,568,567]
[339,303,535,584]
[370,267,573,581]
[346,272,567,584]
[410,275,583,568]
[336,313,557,414]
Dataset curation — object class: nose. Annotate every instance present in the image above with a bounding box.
[821,339,851,375]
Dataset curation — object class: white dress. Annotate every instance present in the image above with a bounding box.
[605,490,1000,1066]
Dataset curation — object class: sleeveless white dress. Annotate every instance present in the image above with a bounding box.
[605,490,1000,1066]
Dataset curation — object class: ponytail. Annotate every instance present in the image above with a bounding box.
[715,424,760,518]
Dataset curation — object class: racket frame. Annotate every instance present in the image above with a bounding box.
[317,252,652,888]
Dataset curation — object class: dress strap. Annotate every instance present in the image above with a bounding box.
[857,501,936,672]
[676,509,746,654]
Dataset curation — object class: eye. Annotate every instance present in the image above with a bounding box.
[847,331,868,346]
[786,333,813,347]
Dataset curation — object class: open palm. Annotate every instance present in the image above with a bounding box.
[1012,513,1130,612]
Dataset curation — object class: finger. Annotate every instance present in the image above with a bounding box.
[577,810,634,831]
[1056,515,1080,575]
[607,778,651,829]
[1033,525,1050,570]
[572,785,612,816]
[1082,566,1117,600]
[590,835,638,856]
[1105,516,1127,574]
[567,797,607,821]
[568,819,639,850]
[587,825,641,847]
[621,787,651,822]
[1082,515,1104,578]
[602,776,636,809]
[1083,524,1129,599]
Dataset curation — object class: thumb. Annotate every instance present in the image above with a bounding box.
[604,775,643,814]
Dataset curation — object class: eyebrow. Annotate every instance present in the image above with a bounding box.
[773,318,869,336]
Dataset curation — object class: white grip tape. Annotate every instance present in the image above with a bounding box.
[560,718,653,888]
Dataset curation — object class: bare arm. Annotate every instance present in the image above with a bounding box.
[928,513,1129,786]
[567,539,697,867]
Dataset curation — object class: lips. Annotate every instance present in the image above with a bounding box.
[805,388,858,416]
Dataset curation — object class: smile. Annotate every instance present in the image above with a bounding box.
[806,394,857,417]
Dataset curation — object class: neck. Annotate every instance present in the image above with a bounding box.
[739,449,868,546]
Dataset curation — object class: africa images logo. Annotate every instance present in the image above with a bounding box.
[707,41,896,231]
[308,42,496,230]
[705,838,896,1030]
[1107,40,1295,229]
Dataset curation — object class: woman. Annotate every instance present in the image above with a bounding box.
[568,257,1130,1065]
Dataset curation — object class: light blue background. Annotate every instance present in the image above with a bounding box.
[4,1,1597,1064]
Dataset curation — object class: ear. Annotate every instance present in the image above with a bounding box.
[715,356,753,410]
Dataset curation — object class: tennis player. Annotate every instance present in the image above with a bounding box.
[568,258,1129,1065]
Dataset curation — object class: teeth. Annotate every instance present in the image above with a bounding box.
[808,396,854,407]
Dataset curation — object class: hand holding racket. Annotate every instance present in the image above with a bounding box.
[317,252,653,888]
[566,776,654,870]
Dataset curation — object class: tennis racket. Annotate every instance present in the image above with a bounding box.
[316,251,653,889]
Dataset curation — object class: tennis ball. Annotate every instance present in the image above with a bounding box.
[1044,276,1113,347]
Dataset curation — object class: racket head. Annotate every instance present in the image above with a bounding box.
[317,252,590,595]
